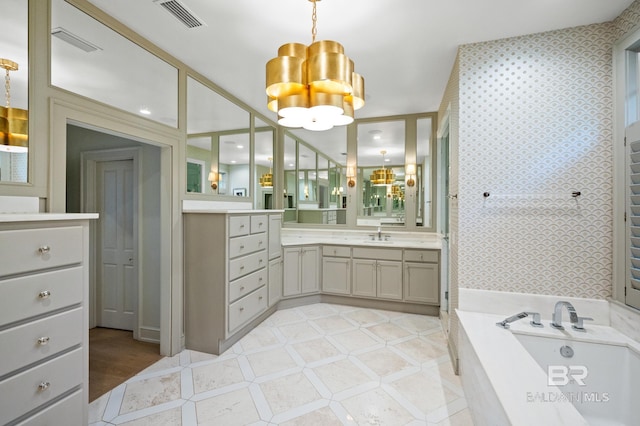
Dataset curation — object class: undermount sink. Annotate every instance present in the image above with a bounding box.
[362,239,394,244]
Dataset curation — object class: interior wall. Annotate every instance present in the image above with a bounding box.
[456,22,616,300]
[66,124,162,338]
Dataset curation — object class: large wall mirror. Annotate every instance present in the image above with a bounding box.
[0,0,29,183]
[186,76,249,196]
[283,126,348,225]
[357,120,406,226]
[254,117,275,209]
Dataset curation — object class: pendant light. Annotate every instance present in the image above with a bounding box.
[266,0,365,131]
[0,59,28,152]
[370,150,395,185]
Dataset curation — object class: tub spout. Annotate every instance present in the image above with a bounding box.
[550,301,578,330]
[496,311,542,329]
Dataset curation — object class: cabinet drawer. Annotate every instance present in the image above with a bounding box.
[228,251,267,281]
[15,389,83,426]
[228,286,268,334]
[229,234,266,259]
[229,268,267,303]
[322,245,351,258]
[0,267,83,327]
[228,216,250,237]
[0,308,83,377]
[0,348,83,425]
[352,247,402,261]
[250,215,268,234]
[0,227,83,277]
[403,249,439,263]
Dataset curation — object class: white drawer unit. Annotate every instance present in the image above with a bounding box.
[250,215,268,234]
[228,233,267,259]
[0,226,83,276]
[0,216,93,426]
[228,286,268,333]
[184,211,283,355]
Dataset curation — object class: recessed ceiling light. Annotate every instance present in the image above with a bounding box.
[385,158,390,162]
[237,145,244,149]
[289,163,294,167]
[231,160,236,164]
[139,107,151,115]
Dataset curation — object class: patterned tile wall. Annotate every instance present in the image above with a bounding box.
[456,22,617,300]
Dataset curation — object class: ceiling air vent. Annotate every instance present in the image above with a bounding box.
[153,0,205,29]
[51,27,101,52]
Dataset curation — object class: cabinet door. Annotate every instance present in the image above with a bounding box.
[377,260,403,300]
[322,257,350,295]
[268,215,282,260]
[283,248,301,297]
[268,258,283,306]
[352,258,377,297]
[301,246,320,294]
[404,262,439,304]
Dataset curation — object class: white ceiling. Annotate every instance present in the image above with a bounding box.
[86,0,634,121]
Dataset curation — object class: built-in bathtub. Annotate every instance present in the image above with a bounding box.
[457,310,640,425]
[515,333,640,426]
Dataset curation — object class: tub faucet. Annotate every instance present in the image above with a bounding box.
[495,311,542,329]
[550,301,578,330]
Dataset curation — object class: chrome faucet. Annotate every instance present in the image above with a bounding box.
[550,301,578,330]
[377,226,382,240]
[496,311,542,329]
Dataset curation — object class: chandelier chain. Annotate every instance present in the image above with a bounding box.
[4,69,10,109]
[311,0,317,44]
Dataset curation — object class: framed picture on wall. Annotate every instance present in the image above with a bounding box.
[233,188,246,197]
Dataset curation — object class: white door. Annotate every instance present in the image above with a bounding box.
[626,121,640,309]
[97,159,137,330]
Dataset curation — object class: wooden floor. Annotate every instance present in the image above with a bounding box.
[89,327,163,402]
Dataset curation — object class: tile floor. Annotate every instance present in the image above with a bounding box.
[89,303,473,425]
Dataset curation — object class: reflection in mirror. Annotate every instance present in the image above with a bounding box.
[283,135,297,222]
[0,0,28,183]
[220,133,250,197]
[51,0,178,127]
[286,126,347,225]
[187,76,249,196]
[186,136,213,194]
[357,120,406,227]
[417,117,432,227]
[255,118,274,209]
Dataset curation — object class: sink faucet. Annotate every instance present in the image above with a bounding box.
[377,226,382,240]
[550,301,578,330]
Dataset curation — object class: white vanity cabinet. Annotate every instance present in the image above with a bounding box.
[0,215,95,426]
[283,246,320,297]
[403,249,440,305]
[352,247,403,300]
[321,245,351,295]
[184,211,282,354]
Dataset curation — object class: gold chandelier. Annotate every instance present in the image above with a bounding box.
[0,59,28,152]
[259,157,274,188]
[370,150,395,185]
[266,0,364,131]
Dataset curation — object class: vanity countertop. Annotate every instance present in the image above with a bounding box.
[0,213,99,222]
[281,229,442,250]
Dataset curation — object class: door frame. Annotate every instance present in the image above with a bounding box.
[437,105,451,315]
[82,148,141,337]
[51,97,182,356]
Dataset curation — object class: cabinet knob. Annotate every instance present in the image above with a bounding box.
[259,222,264,226]
[240,266,245,270]
[240,245,245,250]
[259,296,263,300]
[38,381,50,391]
[240,286,245,291]
[38,290,51,299]
[259,277,263,282]
[239,307,244,311]
[37,336,50,345]
[259,259,263,263]
[38,245,51,254]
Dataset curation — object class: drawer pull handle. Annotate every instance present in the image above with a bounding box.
[240,286,245,291]
[240,224,245,228]
[259,296,263,300]
[259,240,263,245]
[38,382,50,391]
[240,245,245,250]
[38,290,51,299]
[240,266,245,270]
[259,259,263,263]
[259,222,264,226]
[38,245,51,254]
[239,307,244,311]
[259,277,263,281]
[37,337,50,345]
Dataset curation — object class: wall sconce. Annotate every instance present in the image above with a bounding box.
[346,166,356,188]
[208,171,218,190]
[405,164,416,187]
